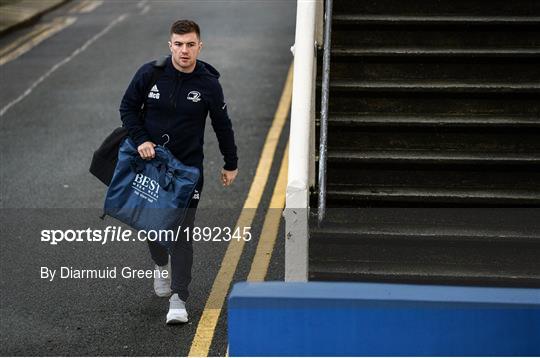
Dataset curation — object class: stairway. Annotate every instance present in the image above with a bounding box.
[310,0,540,286]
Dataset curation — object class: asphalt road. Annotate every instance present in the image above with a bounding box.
[0,0,295,355]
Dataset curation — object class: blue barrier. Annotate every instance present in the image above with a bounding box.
[228,282,540,356]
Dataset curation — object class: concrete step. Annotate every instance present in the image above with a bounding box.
[327,56,540,83]
[333,14,540,27]
[309,260,540,287]
[321,126,540,153]
[317,80,540,116]
[325,80,540,94]
[310,207,540,241]
[323,155,540,189]
[325,150,540,165]
[332,27,540,50]
[308,207,540,285]
[333,0,540,17]
[331,47,540,58]
[311,223,540,245]
[319,89,539,116]
[318,114,540,128]
[324,185,540,205]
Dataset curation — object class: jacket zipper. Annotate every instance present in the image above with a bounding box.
[166,74,183,144]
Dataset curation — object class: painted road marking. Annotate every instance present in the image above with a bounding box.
[0,13,128,117]
[0,22,51,58]
[0,16,77,66]
[224,143,288,356]
[68,0,102,14]
[0,22,50,57]
[139,5,150,15]
[223,144,289,358]
[247,143,289,282]
[188,63,293,357]
[67,0,86,13]
[77,0,103,13]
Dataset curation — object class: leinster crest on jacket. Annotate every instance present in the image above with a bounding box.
[187,91,201,102]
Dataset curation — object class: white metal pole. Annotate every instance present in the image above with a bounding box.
[285,0,318,282]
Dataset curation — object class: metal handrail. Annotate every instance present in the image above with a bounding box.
[317,0,333,226]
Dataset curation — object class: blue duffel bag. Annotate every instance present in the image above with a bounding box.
[103,137,200,250]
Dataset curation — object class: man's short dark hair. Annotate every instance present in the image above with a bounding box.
[170,20,200,39]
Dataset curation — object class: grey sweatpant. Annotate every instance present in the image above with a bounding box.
[147,176,203,302]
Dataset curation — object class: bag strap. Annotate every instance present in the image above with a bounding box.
[148,55,168,94]
[140,55,168,119]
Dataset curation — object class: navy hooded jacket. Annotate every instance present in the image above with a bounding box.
[119,56,238,171]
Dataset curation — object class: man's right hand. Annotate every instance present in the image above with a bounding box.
[137,141,156,160]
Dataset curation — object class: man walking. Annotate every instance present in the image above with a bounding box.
[119,20,238,324]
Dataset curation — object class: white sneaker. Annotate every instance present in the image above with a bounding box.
[154,264,171,297]
[166,293,188,324]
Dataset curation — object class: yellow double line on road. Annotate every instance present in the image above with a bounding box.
[68,0,103,14]
[188,63,293,357]
[0,0,104,67]
[247,142,288,282]
[0,16,76,66]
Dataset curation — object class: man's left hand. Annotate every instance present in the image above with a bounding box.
[221,168,238,187]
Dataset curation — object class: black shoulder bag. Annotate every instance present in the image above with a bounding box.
[89,56,167,186]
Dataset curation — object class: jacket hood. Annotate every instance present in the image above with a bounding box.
[196,60,220,79]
